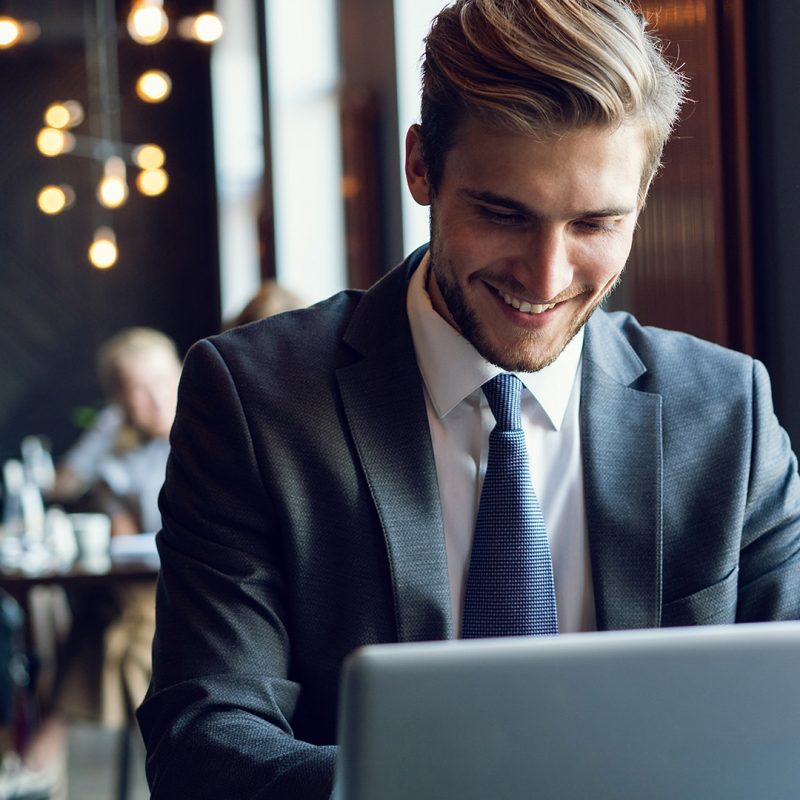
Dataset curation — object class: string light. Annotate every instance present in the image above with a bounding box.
[88,227,118,269]
[136,70,172,103]
[177,13,223,44]
[44,100,84,130]
[29,5,220,268]
[136,167,169,196]
[97,156,129,209]
[37,185,75,215]
[127,0,169,45]
[0,16,38,48]
[0,17,22,48]
[36,128,76,157]
[132,143,165,170]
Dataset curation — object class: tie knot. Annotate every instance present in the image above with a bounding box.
[482,373,523,431]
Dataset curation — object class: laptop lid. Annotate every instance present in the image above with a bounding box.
[334,622,800,800]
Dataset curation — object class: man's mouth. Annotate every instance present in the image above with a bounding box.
[498,289,556,315]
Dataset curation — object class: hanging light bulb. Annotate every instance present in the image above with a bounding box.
[89,227,118,269]
[0,16,22,48]
[136,70,172,103]
[136,167,169,196]
[177,12,224,44]
[36,128,76,157]
[44,103,70,130]
[44,101,84,130]
[37,185,76,215]
[0,16,40,48]
[127,0,169,45]
[132,143,165,170]
[97,156,129,209]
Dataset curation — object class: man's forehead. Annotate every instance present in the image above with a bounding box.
[447,115,644,163]
[441,116,650,200]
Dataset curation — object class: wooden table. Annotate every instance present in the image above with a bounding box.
[0,558,159,598]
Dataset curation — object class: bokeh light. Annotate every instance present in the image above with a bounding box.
[89,228,118,269]
[0,17,22,48]
[37,185,76,215]
[97,156,129,209]
[98,176,129,208]
[136,168,169,196]
[177,12,223,44]
[132,143,165,170]
[127,0,169,45]
[44,100,84,130]
[36,128,76,157]
[136,70,172,103]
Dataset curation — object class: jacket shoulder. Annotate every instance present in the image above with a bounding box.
[600,310,754,382]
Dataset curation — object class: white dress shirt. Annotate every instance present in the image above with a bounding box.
[406,255,596,635]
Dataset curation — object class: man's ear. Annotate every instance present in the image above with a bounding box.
[404,124,432,206]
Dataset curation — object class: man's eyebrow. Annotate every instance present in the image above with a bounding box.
[461,188,635,219]
[461,189,531,214]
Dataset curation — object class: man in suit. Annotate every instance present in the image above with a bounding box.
[138,0,800,797]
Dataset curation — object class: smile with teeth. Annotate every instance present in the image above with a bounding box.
[499,290,556,315]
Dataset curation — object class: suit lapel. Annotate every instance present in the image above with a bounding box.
[581,313,663,630]
[337,253,453,642]
[335,263,663,637]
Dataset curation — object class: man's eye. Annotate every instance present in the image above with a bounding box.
[576,219,615,233]
[480,207,526,226]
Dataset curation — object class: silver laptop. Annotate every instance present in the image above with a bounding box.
[333,622,800,800]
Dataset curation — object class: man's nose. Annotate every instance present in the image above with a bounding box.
[518,226,574,302]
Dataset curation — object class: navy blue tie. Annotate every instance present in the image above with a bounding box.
[462,374,558,638]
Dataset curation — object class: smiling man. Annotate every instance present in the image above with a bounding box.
[408,120,644,373]
[139,1,800,798]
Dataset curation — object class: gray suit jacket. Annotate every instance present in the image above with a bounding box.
[138,247,800,798]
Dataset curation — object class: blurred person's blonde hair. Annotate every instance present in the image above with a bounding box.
[420,0,687,202]
[97,327,181,453]
[225,280,305,330]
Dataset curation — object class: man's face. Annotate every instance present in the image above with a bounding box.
[405,118,647,372]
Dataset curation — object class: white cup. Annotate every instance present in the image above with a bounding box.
[68,513,112,570]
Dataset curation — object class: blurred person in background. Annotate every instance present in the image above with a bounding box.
[23,327,182,790]
[50,327,181,536]
[223,279,305,330]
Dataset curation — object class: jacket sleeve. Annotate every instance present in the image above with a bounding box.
[737,359,800,620]
[136,338,336,799]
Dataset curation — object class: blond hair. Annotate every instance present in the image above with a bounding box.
[97,328,181,453]
[420,0,687,194]
[97,327,181,399]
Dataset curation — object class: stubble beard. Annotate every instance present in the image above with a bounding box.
[428,232,621,374]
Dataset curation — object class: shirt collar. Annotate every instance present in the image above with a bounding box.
[407,251,583,431]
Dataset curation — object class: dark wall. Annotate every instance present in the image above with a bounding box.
[0,0,220,463]
[747,1,800,449]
